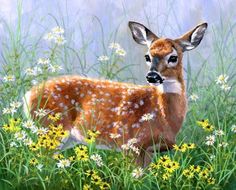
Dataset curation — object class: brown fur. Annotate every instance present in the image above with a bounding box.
[26,34,193,166]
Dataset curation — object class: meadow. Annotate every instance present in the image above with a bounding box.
[0,1,236,190]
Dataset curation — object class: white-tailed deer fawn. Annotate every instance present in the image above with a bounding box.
[23,21,207,165]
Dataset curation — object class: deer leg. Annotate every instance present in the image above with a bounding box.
[59,126,85,150]
[143,146,155,167]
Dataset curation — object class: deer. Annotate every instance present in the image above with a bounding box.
[23,21,207,166]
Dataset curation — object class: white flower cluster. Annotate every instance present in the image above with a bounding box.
[44,26,66,45]
[205,129,229,148]
[2,101,22,115]
[13,131,33,146]
[215,74,231,92]
[109,42,126,56]
[121,138,140,155]
[25,57,62,78]
[90,154,104,167]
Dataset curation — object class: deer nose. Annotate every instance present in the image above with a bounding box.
[146,71,164,84]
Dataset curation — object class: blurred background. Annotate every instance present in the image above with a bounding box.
[0,0,235,89]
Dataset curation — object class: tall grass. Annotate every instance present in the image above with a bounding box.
[0,1,236,190]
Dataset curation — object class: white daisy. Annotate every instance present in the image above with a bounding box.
[132,167,143,179]
[127,138,138,146]
[23,138,33,146]
[34,108,49,117]
[36,164,44,172]
[54,35,66,45]
[10,141,18,147]
[57,159,71,168]
[98,55,109,62]
[10,101,22,109]
[48,64,63,73]
[189,93,199,101]
[121,144,129,150]
[90,154,103,167]
[214,129,224,136]
[37,58,50,65]
[220,83,231,91]
[2,107,12,114]
[216,74,229,85]
[44,32,55,41]
[109,133,121,139]
[129,145,140,155]
[205,135,215,146]
[3,75,15,82]
[52,26,65,35]
[22,120,36,129]
[219,142,228,148]
[115,48,126,56]
[14,131,27,141]
[109,42,120,49]
[231,124,236,133]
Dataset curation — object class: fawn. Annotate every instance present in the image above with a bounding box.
[23,21,207,165]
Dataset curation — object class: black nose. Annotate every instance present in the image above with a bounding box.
[146,71,164,84]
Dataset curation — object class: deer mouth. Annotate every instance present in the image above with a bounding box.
[146,71,165,86]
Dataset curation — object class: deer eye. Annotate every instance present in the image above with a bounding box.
[145,55,151,62]
[168,55,178,63]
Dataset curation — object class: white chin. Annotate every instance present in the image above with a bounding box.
[148,82,161,86]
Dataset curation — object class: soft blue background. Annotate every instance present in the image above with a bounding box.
[0,0,235,84]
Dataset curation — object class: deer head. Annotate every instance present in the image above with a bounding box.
[128,21,207,86]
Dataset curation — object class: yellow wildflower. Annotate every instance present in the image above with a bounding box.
[183,169,194,179]
[164,162,175,173]
[29,158,38,166]
[149,162,161,170]
[100,182,110,190]
[162,173,171,180]
[171,161,180,170]
[69,156,76,162]
[190,165,201,173]
[77,152,89,161]
[197,119,214,131]
[173,144,181,151]
[199,169,209,179]
[87,129,101,138]
[9,118,21,125]
[47,140,59,150]
[83,184,92,190]
[207,177,216,185]
[179,144,187,152]
[85,170,98,177]
[75,145,88,154]
[48,113,61,122]
[85,136,95,144]
[91,174,102,185]
[158,155,171,165]
[186,143,196,149]
[29,143,39,151]
[53,153,64,160]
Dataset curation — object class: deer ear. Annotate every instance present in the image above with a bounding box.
[128,21,158,47]
[176,23,208,51]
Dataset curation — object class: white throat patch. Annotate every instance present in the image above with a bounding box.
[156,79,182,94]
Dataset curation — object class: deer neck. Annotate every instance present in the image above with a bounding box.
[156,76,187,139]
